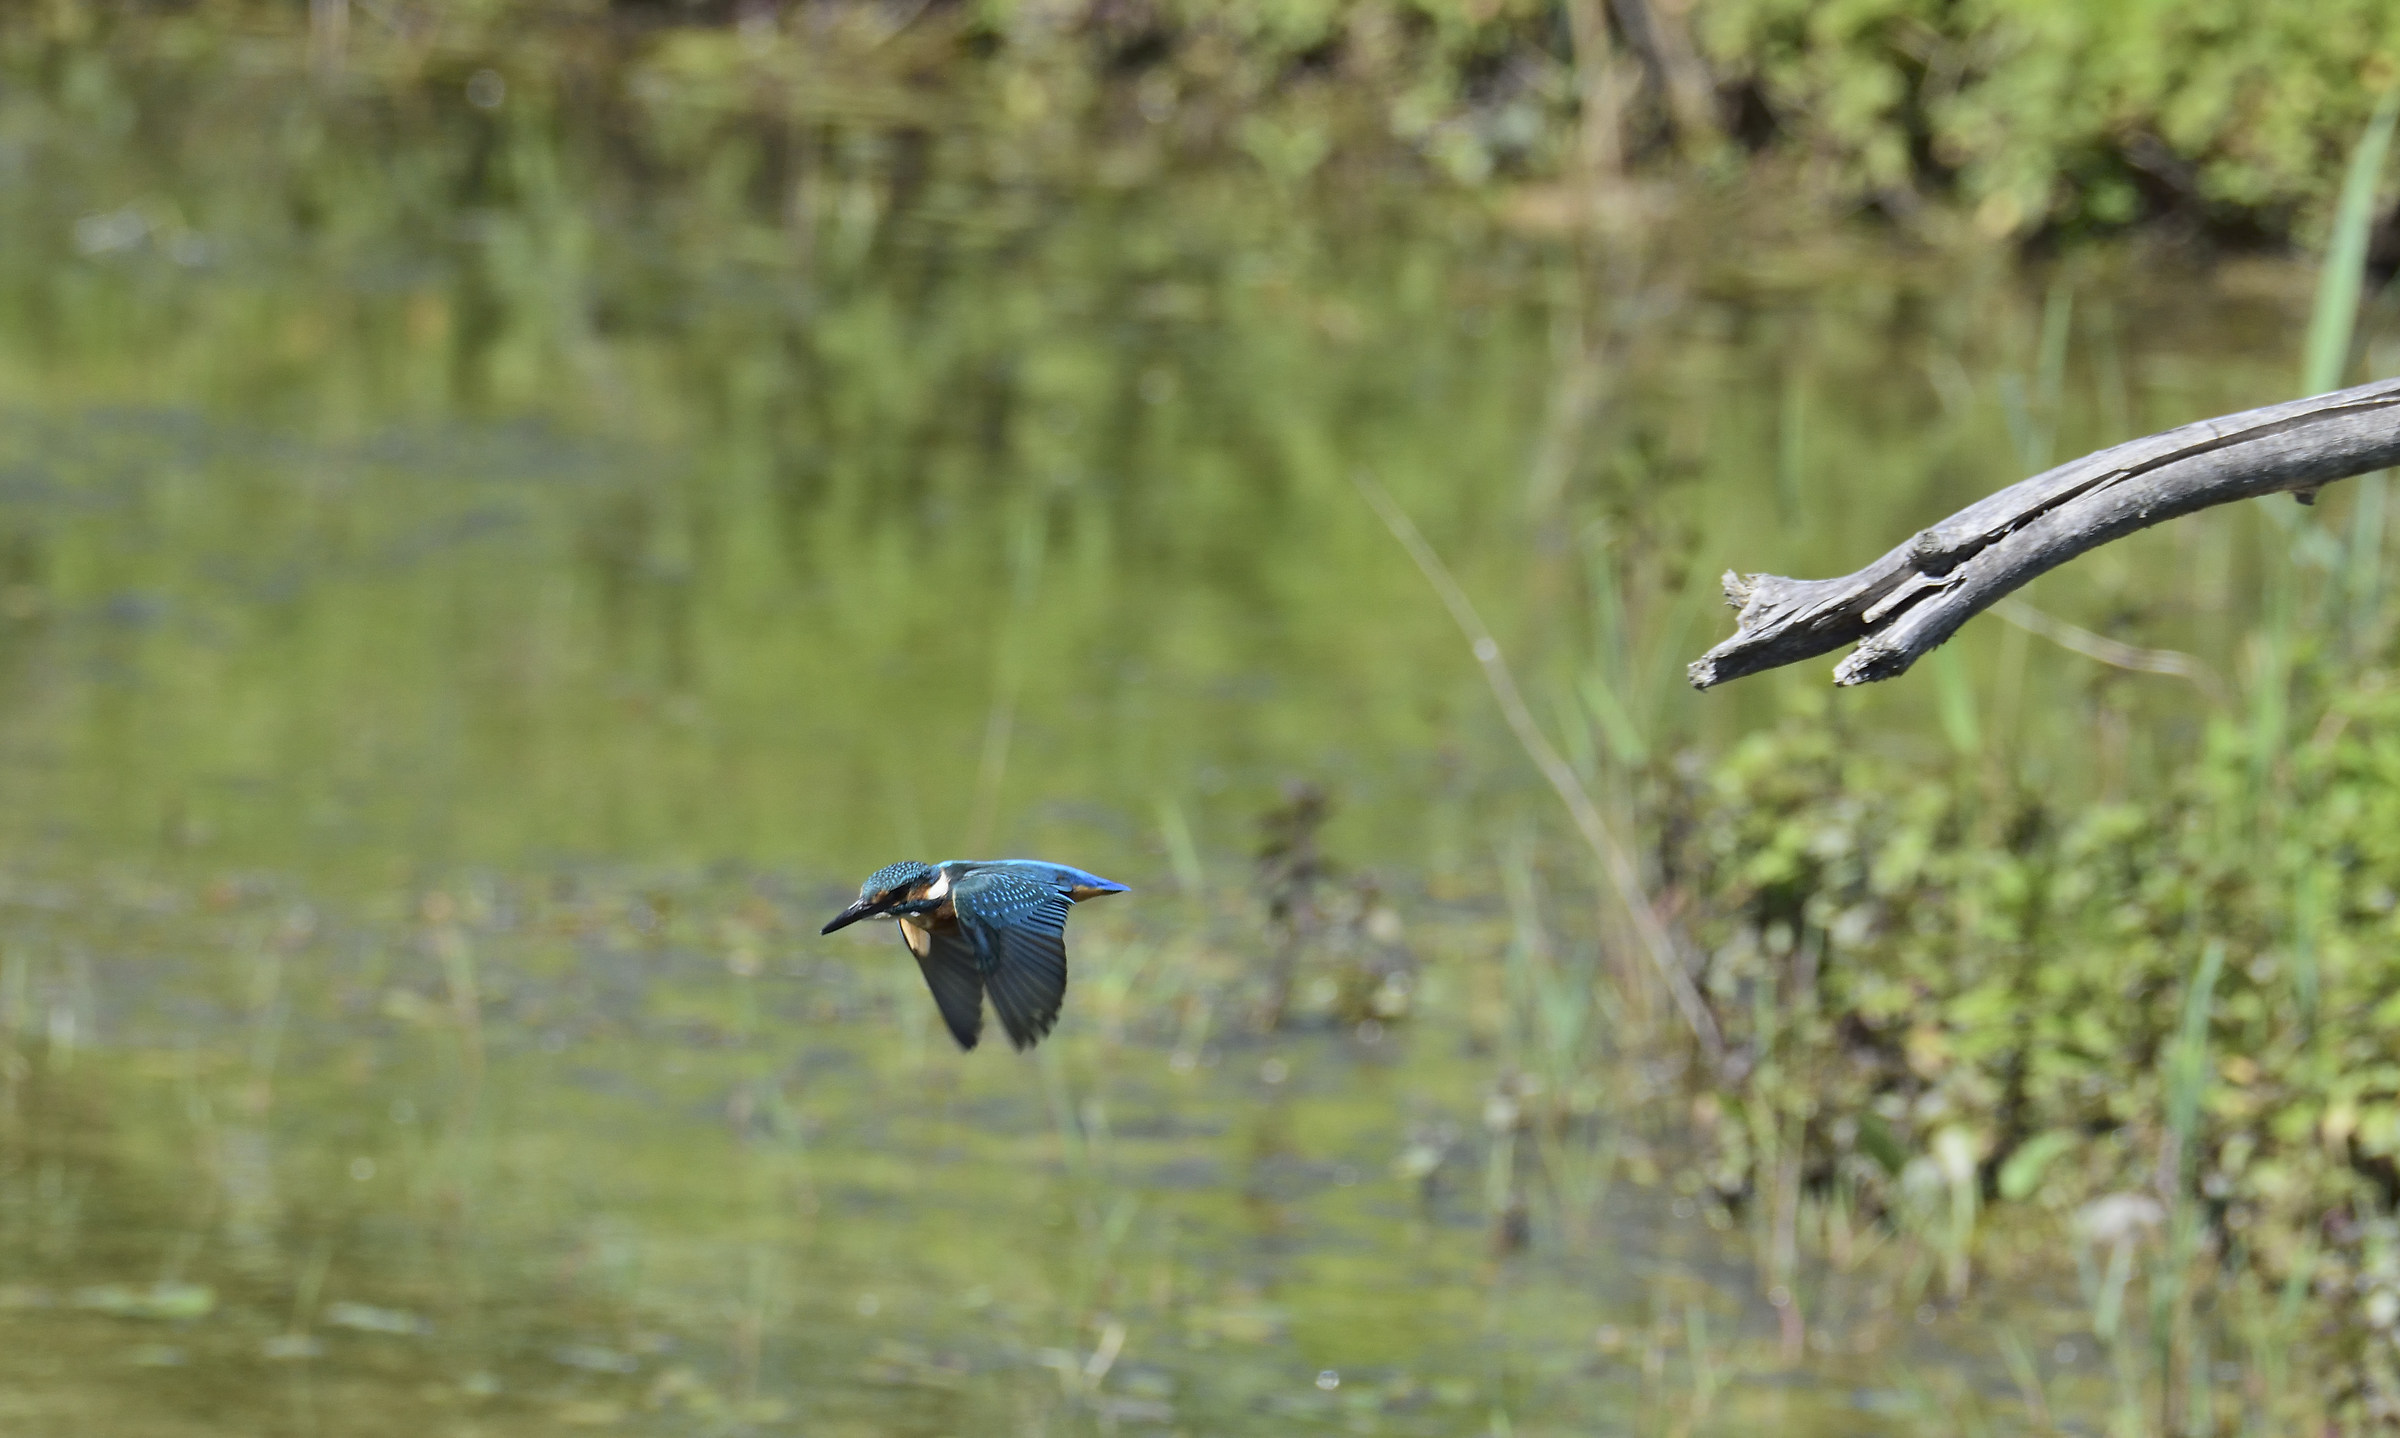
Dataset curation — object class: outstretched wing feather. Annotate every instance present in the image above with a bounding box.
[903,923,985,1051]
[952,872,1073,1051]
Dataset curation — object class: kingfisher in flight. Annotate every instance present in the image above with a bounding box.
[820,859,1128,1051]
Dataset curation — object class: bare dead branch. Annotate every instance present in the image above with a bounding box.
[1688,378,2400,688]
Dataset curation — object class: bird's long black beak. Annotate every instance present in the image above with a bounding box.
[820,896,889,935]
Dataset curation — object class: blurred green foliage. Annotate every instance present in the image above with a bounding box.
[1667,672,2400,1419]
[1632,95,2400,1426]
[1700,0,2400,237]
[4,2,2400,1430]
[61,0,2398,241]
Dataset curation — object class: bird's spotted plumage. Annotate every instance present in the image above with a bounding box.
[952,871,1073,1048]
[859,860,936,904]
[820,858,1126,1052]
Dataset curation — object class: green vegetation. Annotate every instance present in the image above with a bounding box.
[46,0,2400,244]
[2,5,2399,1435]
[1671,694,2400,1428]
[1632,101,2400,1430]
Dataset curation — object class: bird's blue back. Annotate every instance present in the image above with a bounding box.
[939,859,1128,899]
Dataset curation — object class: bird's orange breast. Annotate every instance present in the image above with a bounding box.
[893,891,958,961]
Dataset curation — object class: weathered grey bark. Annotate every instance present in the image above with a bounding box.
[1688,377,2400,689]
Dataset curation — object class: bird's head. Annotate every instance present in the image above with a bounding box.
[820,860,937,934]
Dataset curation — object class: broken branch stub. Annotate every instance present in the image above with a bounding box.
[1688,378,2400,689]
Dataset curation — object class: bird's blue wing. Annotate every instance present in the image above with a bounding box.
[898,916,984,1051]
[949,859,1129,902]
[951,871,1074,1050]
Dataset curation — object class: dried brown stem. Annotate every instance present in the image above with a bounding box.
[1356,473,1725,1064]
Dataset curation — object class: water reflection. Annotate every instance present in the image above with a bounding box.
[4,864,2048,1434]
[0,30,2333,1435]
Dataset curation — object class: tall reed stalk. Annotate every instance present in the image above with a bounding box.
[2153,942,2224,1434]
[2303,92,2399,401]
[2311,91,2400,661]
[1355,472,1723,1062]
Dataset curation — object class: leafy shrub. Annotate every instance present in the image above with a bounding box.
[1667,672,2400,1407]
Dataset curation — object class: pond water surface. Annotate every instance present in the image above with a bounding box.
[0,39,2349,1436]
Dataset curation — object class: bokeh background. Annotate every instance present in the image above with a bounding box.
[5,3,2400,1434]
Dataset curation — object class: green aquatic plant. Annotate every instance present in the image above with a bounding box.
[7,7,2400,1435]
[2304,90,2399,401]
[1664,671,2400,1426]
[2314,91,2400,660]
